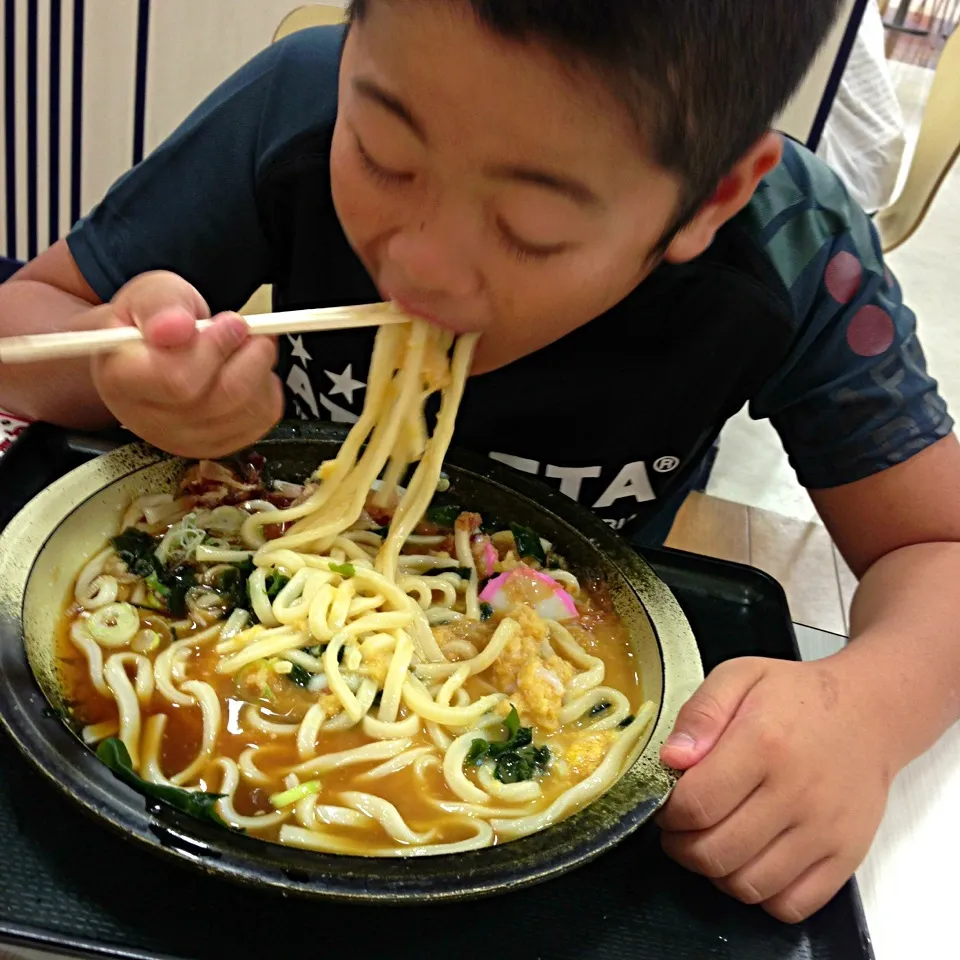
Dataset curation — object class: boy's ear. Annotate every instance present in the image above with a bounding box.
[664,132,784,264]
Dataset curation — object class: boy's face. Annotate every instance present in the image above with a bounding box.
[331,0,684,373]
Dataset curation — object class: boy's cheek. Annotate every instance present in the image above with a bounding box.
[330,143,394,267]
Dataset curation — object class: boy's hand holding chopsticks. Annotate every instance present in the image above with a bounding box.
[0,270,407,458]
[91,271,283,459]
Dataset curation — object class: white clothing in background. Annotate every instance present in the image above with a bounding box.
[818,1,907,211]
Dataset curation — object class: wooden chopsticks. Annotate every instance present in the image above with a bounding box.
[0,303,408,365]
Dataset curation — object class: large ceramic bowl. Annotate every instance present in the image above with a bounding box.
[0,423,703,902]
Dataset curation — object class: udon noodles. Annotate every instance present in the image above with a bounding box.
[59,320,654,856]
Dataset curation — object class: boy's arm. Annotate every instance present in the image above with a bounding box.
[0,241,114,427]
[0,243,282,455]
[812,432,960,769]
[656,436,960,923]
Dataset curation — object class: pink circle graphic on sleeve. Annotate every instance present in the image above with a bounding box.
[847,305,895,357]
[825,251,862,304]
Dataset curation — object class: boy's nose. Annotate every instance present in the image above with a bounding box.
[384,222,480,303]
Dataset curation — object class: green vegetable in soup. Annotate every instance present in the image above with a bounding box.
[96,738,234,830]
[111,526,201,618]
[265,571,290,601]
[479,602,494,621]
[328,562,356,578]
[212,558,254,614]
[287,664,313,688]
[270,780,322,808]
[465,740,490,766]
[426,503,462,528]
[464,706,550,783]
[159,565,197,618]
[509,523,546,565]
[422,567,472,581]
[492,746,551,785]
[111,528,159,579]
[154,513,205,568]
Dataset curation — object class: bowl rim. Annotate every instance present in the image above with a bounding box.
[0,424,703,902]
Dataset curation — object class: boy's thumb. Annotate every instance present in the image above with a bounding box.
[660,658,765,771]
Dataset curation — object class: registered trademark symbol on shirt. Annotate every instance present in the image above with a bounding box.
[653,456,680,473]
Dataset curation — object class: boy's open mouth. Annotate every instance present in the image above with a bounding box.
[387,294,482,336]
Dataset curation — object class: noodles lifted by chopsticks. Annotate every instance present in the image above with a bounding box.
[239,321,475,663]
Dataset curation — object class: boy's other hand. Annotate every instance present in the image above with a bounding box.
[657,656,893,924]
[91,271,283,458]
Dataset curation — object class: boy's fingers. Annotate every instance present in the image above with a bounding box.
[212,336,283,422]
[114,271,210,331]
[138,307,201,349]
[658,736,767,833]
[713,826,822,907]
[98,314,249,406]
[660,658,767,770]
[151,314,251,404]
[762,855,848,925]
[99,272,212,349]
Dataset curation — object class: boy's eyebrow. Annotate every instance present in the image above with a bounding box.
[486,165,603,209]
[353,78,426,142]
[351,77,600,208]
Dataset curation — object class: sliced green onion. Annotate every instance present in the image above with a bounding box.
[270,780,322,808]
[204,505,247,535]
[155,513,205,567]
[131,628,162,654]
[87,602,140,648]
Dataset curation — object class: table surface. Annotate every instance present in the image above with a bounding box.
[795,624,960,960]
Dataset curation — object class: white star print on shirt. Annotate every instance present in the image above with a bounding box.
[325,363,366,405]
[288,335,312,365]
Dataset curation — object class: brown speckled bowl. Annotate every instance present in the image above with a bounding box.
[0,422,703,902]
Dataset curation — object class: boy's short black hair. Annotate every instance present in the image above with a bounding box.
[348,0,843,230]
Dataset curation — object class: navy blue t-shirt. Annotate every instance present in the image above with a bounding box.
[67,27,953,541]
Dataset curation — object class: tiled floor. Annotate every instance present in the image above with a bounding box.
[694,53,957,636]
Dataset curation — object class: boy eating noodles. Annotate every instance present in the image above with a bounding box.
[1,0,959,924]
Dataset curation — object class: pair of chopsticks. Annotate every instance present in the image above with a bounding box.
[0,303,408,365]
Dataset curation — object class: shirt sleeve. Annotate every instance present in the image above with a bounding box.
[748,143,953,489]
[66,27,343,314]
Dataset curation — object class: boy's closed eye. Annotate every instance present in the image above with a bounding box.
[494,218,572,262]
[355,135,414,186]
[352,130,579,262]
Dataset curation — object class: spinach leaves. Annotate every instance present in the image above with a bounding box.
[112,526,200,617]
[287,664,313,688]
[210,558,254,614]
[110,528,158,578]
[465,706,550,784]
[96,738,233,830]
[426,503,462,528]
[509,523,546,565]
[265,571,290,601]
[156,565,197,618]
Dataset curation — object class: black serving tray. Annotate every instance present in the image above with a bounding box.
[0,425,874,960]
